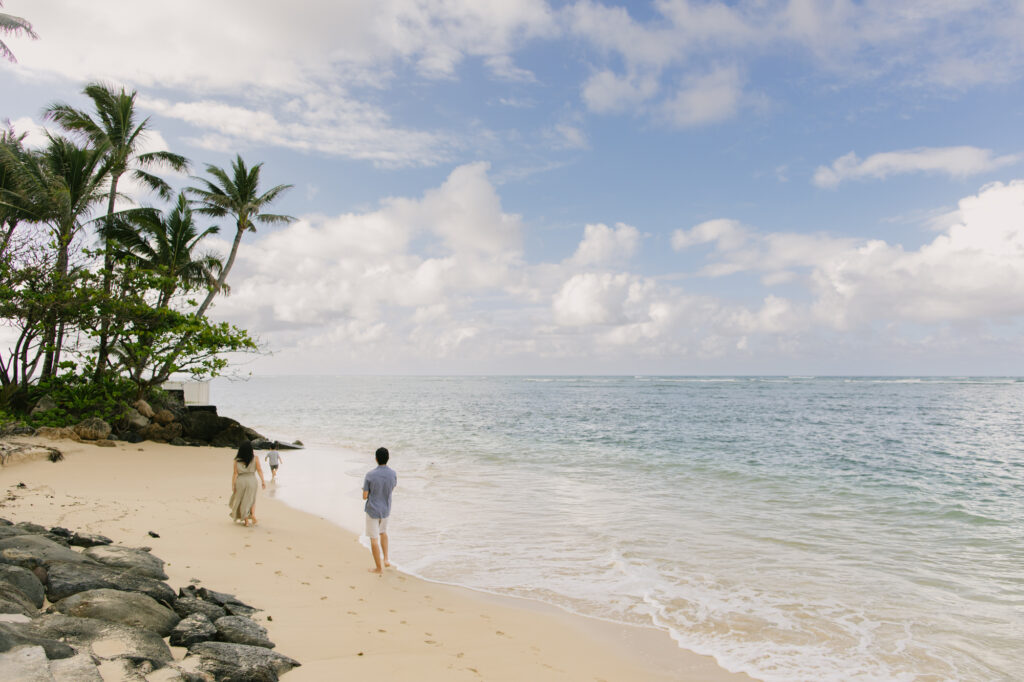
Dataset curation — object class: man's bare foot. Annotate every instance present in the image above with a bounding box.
[368,567,383,574]
[384,561,391,567]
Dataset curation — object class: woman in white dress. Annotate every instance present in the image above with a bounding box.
[228,442,265,526]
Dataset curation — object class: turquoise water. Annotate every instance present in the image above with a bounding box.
[212,376,1024,681]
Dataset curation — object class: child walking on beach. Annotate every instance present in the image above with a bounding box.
[362,447,397,574]
[264,446,282,480]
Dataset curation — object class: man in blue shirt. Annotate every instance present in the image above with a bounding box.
[362,446,397,574]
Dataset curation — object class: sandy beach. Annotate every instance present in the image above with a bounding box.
[1,436,753,681]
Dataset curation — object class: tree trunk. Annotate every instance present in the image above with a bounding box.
[196,220,244,318]
[93,176,120,380]
[42,231,71,379]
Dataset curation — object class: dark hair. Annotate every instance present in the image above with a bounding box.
[235,441,255,466]
[375,446,389,465]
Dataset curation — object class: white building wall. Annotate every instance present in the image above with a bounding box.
[162,381,210,406]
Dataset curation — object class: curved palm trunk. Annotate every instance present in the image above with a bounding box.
[196,219,245,319]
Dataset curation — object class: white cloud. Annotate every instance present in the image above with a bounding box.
[7,1,555,167]
[549,123,589,150]
[672,218,858,282]
[811,180,1024,327]
[671,181,1024,334]
[552,272,653,327]
[15,0,555,91]
[209,163,523,344]
[485,55,537,83]
[672,219,748,251]
[581,70,659,113]
[142,96,455,168]
[401,161,523,256]
[7,117,49,148]
[566,1,685,69]
[496,97,536,108]
[568,222,641,266]
[661,65,744,128]
[192,164,1024,372]
[814,147,1021,188]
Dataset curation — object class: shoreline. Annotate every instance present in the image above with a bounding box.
[1,436,754,681]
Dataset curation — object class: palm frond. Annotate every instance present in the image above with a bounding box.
[137,150,189,173]
[0,10,38,63]
[131,169,173,200]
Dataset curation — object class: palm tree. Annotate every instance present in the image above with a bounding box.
[0,122,34,259]
[1,133,111,377]
[186,155,294,317]
[0,1,37,63]
[111,193,223,309]
[105,193,224,385]
[45,82,190,376]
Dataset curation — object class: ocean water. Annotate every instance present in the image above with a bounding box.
[211,376,1024,681]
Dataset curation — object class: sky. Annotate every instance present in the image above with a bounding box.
[3,0,1024,376]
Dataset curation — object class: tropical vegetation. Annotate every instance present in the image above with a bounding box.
[0,0,36,63]
[0,80,293,428]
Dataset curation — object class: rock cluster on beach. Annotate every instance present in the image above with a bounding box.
[8,397,303,450]
[0,518,300,680]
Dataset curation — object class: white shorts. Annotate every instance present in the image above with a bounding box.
[365,514,389,539]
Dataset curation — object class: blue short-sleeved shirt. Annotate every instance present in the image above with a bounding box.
[363,465,397,519]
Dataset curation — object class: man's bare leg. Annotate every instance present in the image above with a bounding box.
[369,538,383,574]
[381,532,390,568]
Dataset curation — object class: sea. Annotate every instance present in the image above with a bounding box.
[211,375,1024,682]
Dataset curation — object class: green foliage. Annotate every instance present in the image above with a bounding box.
[27,368,137,427]
[0,406,17,426]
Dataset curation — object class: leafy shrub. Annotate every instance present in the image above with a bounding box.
[27,371,138,428]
